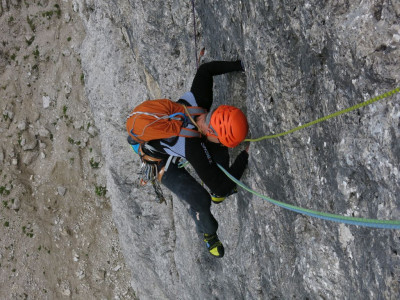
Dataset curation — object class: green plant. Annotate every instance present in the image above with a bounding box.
[26,36,35,46]
[0,186,10,196]
[42,11,54,18]
[95,185,107,197]
[27,16,36,32]
[22,225,34,238]
[33,48,39,59]
[67,37,71,42]
[68,137,81,146]
[4,221,9,227]
[89,158,100,169]
[18,132,22,145]
[8,16,14,25]
[54,4,61,18]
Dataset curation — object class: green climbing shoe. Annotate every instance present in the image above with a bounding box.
[210,193,226,204]
[204,233,224,258]
[210,187,237,204]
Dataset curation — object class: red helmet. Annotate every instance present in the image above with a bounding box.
[208,105,248,148]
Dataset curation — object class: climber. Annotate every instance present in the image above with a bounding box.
[129,61,249,258]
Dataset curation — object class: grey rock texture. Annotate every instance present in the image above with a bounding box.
[78,0,400,299]
[0,1,135,298]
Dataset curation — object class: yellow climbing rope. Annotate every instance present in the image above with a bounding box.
[245,87,400,142]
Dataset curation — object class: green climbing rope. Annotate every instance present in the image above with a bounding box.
[245,87,400,142]
[217,163,400,229]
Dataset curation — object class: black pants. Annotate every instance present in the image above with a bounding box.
[162,142,229,235]
[162,163,217,234]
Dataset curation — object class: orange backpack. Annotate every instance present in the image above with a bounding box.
[126,99,206,143]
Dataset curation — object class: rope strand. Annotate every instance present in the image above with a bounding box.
[245,87,400,142]
[217,163,400,229]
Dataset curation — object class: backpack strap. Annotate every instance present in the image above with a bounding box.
[181,105,207,135]
[185,106,207,115]
[179,127,202,138]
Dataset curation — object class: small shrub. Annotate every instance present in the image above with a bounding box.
[26,36,35,46]
[95,185,107,197]
[89,158,100,169]
[42,11,54,18]
[33,48,39,59]
[54,4,61,18]
[27,16,36,32]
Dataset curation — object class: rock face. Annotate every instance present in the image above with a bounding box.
[0,1,135,298]
[78,0,400,299]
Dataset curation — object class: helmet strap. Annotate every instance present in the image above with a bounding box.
[205,111,218,138]
[207,125,218,138]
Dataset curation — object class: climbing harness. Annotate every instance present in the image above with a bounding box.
[139,164,166,204]
[217,163,400,229]
[131,142,181,204]
[246,87,400,142]
[135,144,166,204]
